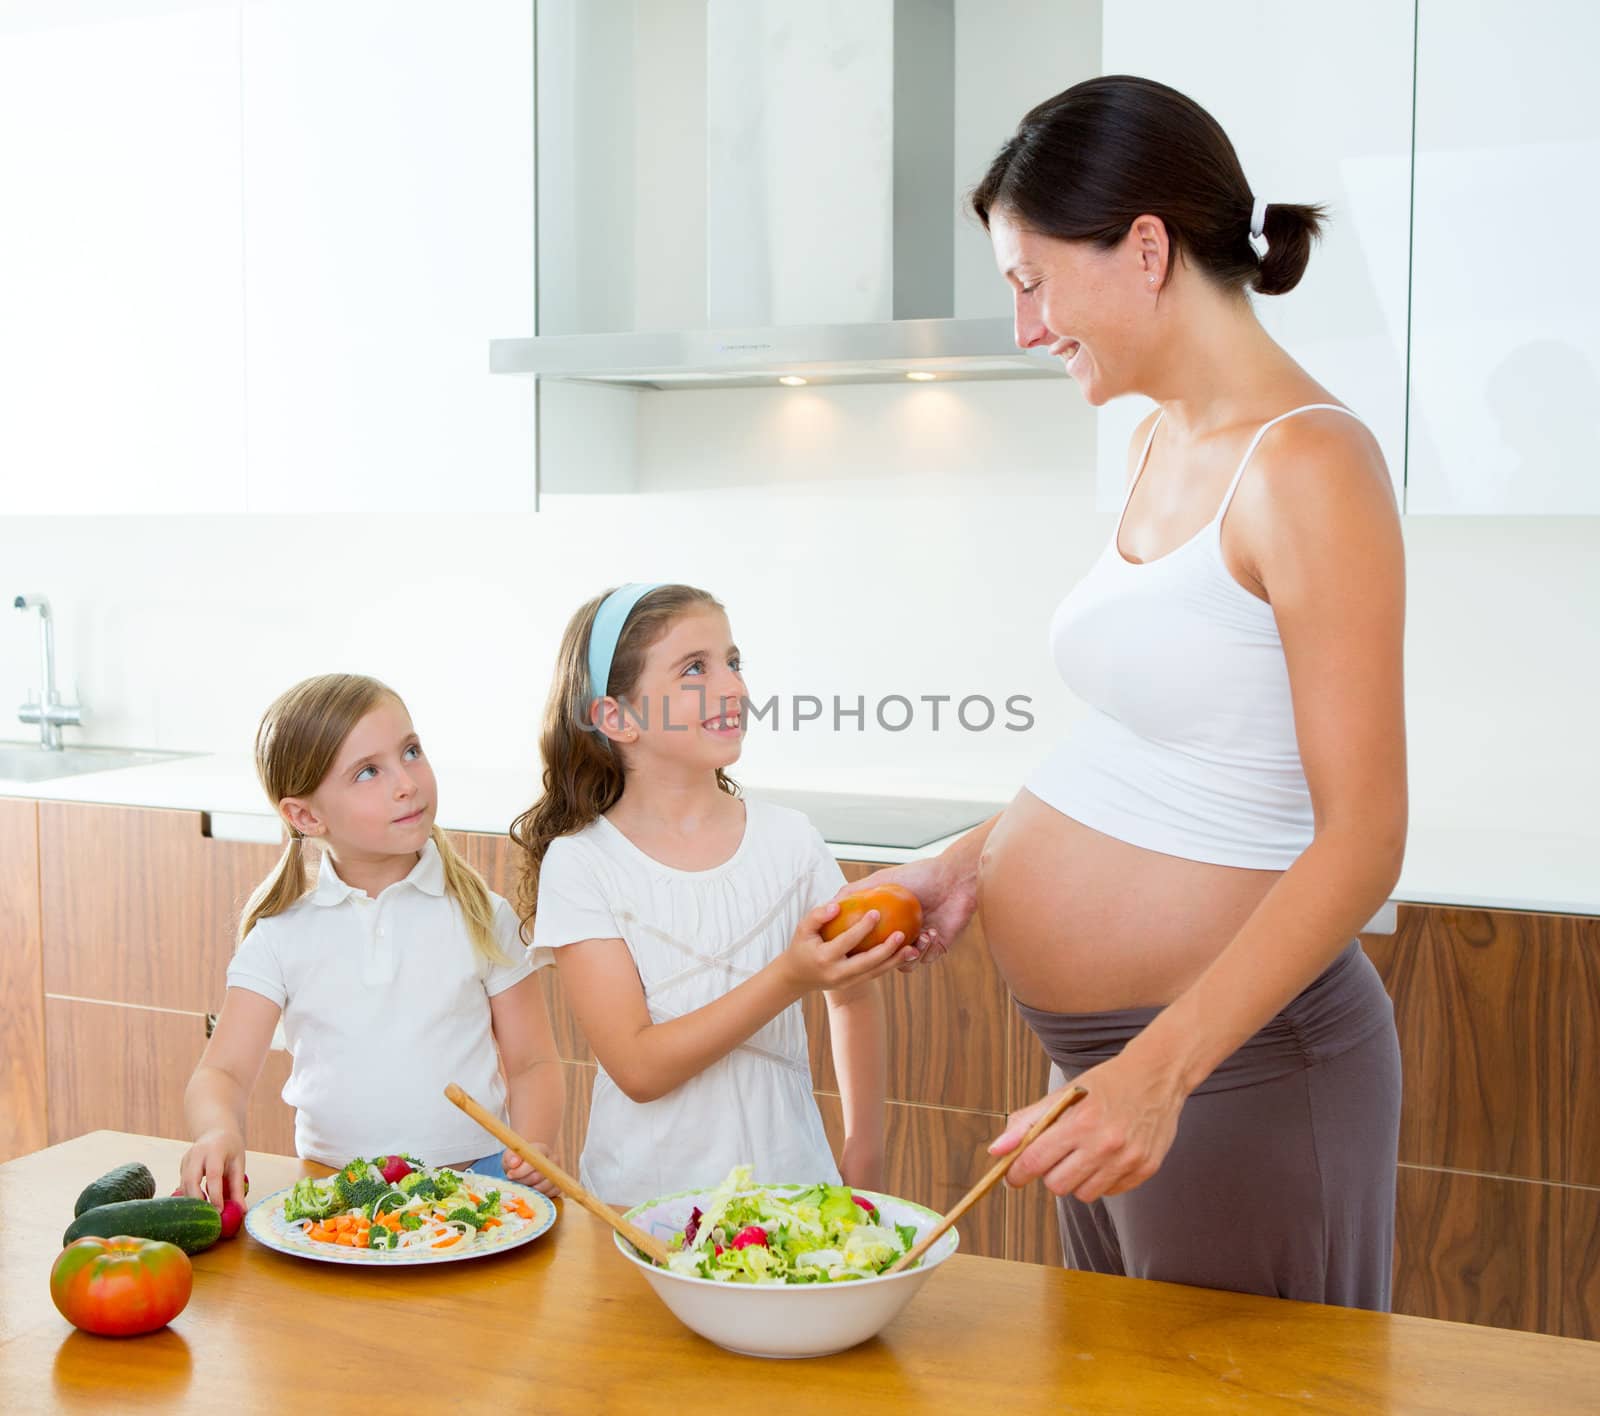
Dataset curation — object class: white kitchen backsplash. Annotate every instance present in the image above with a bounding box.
[3,373,1600,841]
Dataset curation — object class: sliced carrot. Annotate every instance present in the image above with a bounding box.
[432,1233,463,1249]
[480,1218,502,1230]
[334,1215,354,1232]
[336,1233,357,1246]
[467,1192,482,1205]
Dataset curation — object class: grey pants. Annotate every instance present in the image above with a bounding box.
[1013,940,1401,1311]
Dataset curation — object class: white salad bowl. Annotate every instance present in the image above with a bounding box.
[615,1184,959,1359]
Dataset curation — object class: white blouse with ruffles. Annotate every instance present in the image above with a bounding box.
[532,797,844,1205]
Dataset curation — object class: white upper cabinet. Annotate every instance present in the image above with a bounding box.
[1406,1,1600,514]
[240,0,536,512]
[1095,1,1414,511]
[0,2,246,513]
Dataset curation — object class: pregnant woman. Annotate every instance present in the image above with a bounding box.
[873,76,1406,1308]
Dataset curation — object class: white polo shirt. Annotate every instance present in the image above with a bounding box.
[226,840,547,1167]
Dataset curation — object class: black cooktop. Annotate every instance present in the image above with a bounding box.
[749,787,1007,850]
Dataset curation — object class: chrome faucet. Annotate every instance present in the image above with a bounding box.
[13,594,81,751]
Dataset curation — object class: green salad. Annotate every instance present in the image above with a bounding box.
[661,1166,921,1284]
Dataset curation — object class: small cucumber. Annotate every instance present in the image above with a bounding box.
[63,1196,222,1254]
[72,1161,157,1218]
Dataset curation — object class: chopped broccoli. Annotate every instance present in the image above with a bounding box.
[446,1206,487,1230]
[284,1176,338,1222]
[432,1169,463,1200]
[400,1174,437,1201]
[333,1160,388,1211]
[367,1226,398,1251]
[476,1190,502,1218]
[399,1213,423,1231]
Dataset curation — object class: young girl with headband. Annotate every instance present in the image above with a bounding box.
[180,673,564,1209]
[511,584,912,1205]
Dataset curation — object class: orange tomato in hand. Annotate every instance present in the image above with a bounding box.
[50,1235,193,1337]
[822,884,923,956]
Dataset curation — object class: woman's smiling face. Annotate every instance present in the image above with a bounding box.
[988,205,1158,407]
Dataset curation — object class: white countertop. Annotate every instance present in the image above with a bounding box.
[3,749,1596,916]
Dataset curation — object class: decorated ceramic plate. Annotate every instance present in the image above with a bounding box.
[244,1168,557,1267]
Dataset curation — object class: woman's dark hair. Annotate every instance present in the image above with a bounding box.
[969,75,1324,297]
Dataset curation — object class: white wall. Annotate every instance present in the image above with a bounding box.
[3,375,1598,841]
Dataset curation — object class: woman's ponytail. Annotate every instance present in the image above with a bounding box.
[1249,201,1325,297]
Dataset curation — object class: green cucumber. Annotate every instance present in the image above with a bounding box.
[63,1196,222,1254]
[72,1161,157,1218]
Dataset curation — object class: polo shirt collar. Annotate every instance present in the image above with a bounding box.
[310,837,446,905]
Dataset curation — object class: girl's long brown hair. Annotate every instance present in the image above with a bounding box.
[239,672,508,965]
[510,585,739,928]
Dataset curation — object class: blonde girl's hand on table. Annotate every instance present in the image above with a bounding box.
[178,1128,247,1210]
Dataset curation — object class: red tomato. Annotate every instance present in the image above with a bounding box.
[50,1236,193,1338]
[821,884,923,955]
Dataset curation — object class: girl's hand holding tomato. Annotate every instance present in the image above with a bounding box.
[836,856,978,968]
[782,900,916,994]
[51,1236,193,1337]
[820,884,923,956]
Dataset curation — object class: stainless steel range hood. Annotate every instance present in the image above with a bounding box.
[494,0,1062,392]
[490,318,1059,390]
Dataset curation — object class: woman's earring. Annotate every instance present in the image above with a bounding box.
[1148,275,1156,285]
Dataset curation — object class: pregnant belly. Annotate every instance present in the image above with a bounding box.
[978,789,1283,1013]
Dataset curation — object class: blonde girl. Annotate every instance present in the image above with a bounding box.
[511,584,911,1205]
[180,673,563,1208]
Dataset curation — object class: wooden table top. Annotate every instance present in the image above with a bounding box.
[3,1133,1596,1414]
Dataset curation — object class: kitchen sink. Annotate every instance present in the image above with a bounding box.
[0,743,195,783]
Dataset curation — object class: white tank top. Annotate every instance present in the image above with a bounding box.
[1025,403,1365,871]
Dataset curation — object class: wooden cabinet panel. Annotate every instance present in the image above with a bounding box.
[1568,920,1600,1192]
[1006,1172,1063,1269]
[805,861,1009,1113]
[0,799,47,1163]
[245,1049,296,1158]
[40,803,283,1013]
[815,1093,1007,1261]
[46,997,196,1146]
[1560,1184,1600,1342]
[559,1062,595,1178]
[1363,906,1597,1185]
[1393,1165,1562,1336]
[46,994,311,1163]
[450,829,592,1063]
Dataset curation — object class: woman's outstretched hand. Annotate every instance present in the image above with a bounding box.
[988,1049,1189,1204]
[836,854,978,967]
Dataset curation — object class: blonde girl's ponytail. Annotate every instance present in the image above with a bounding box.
[510,584,737,932]
[431,824,512,967]
[237,832,309,944]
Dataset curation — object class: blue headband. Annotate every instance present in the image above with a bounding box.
[587,582,664,708]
